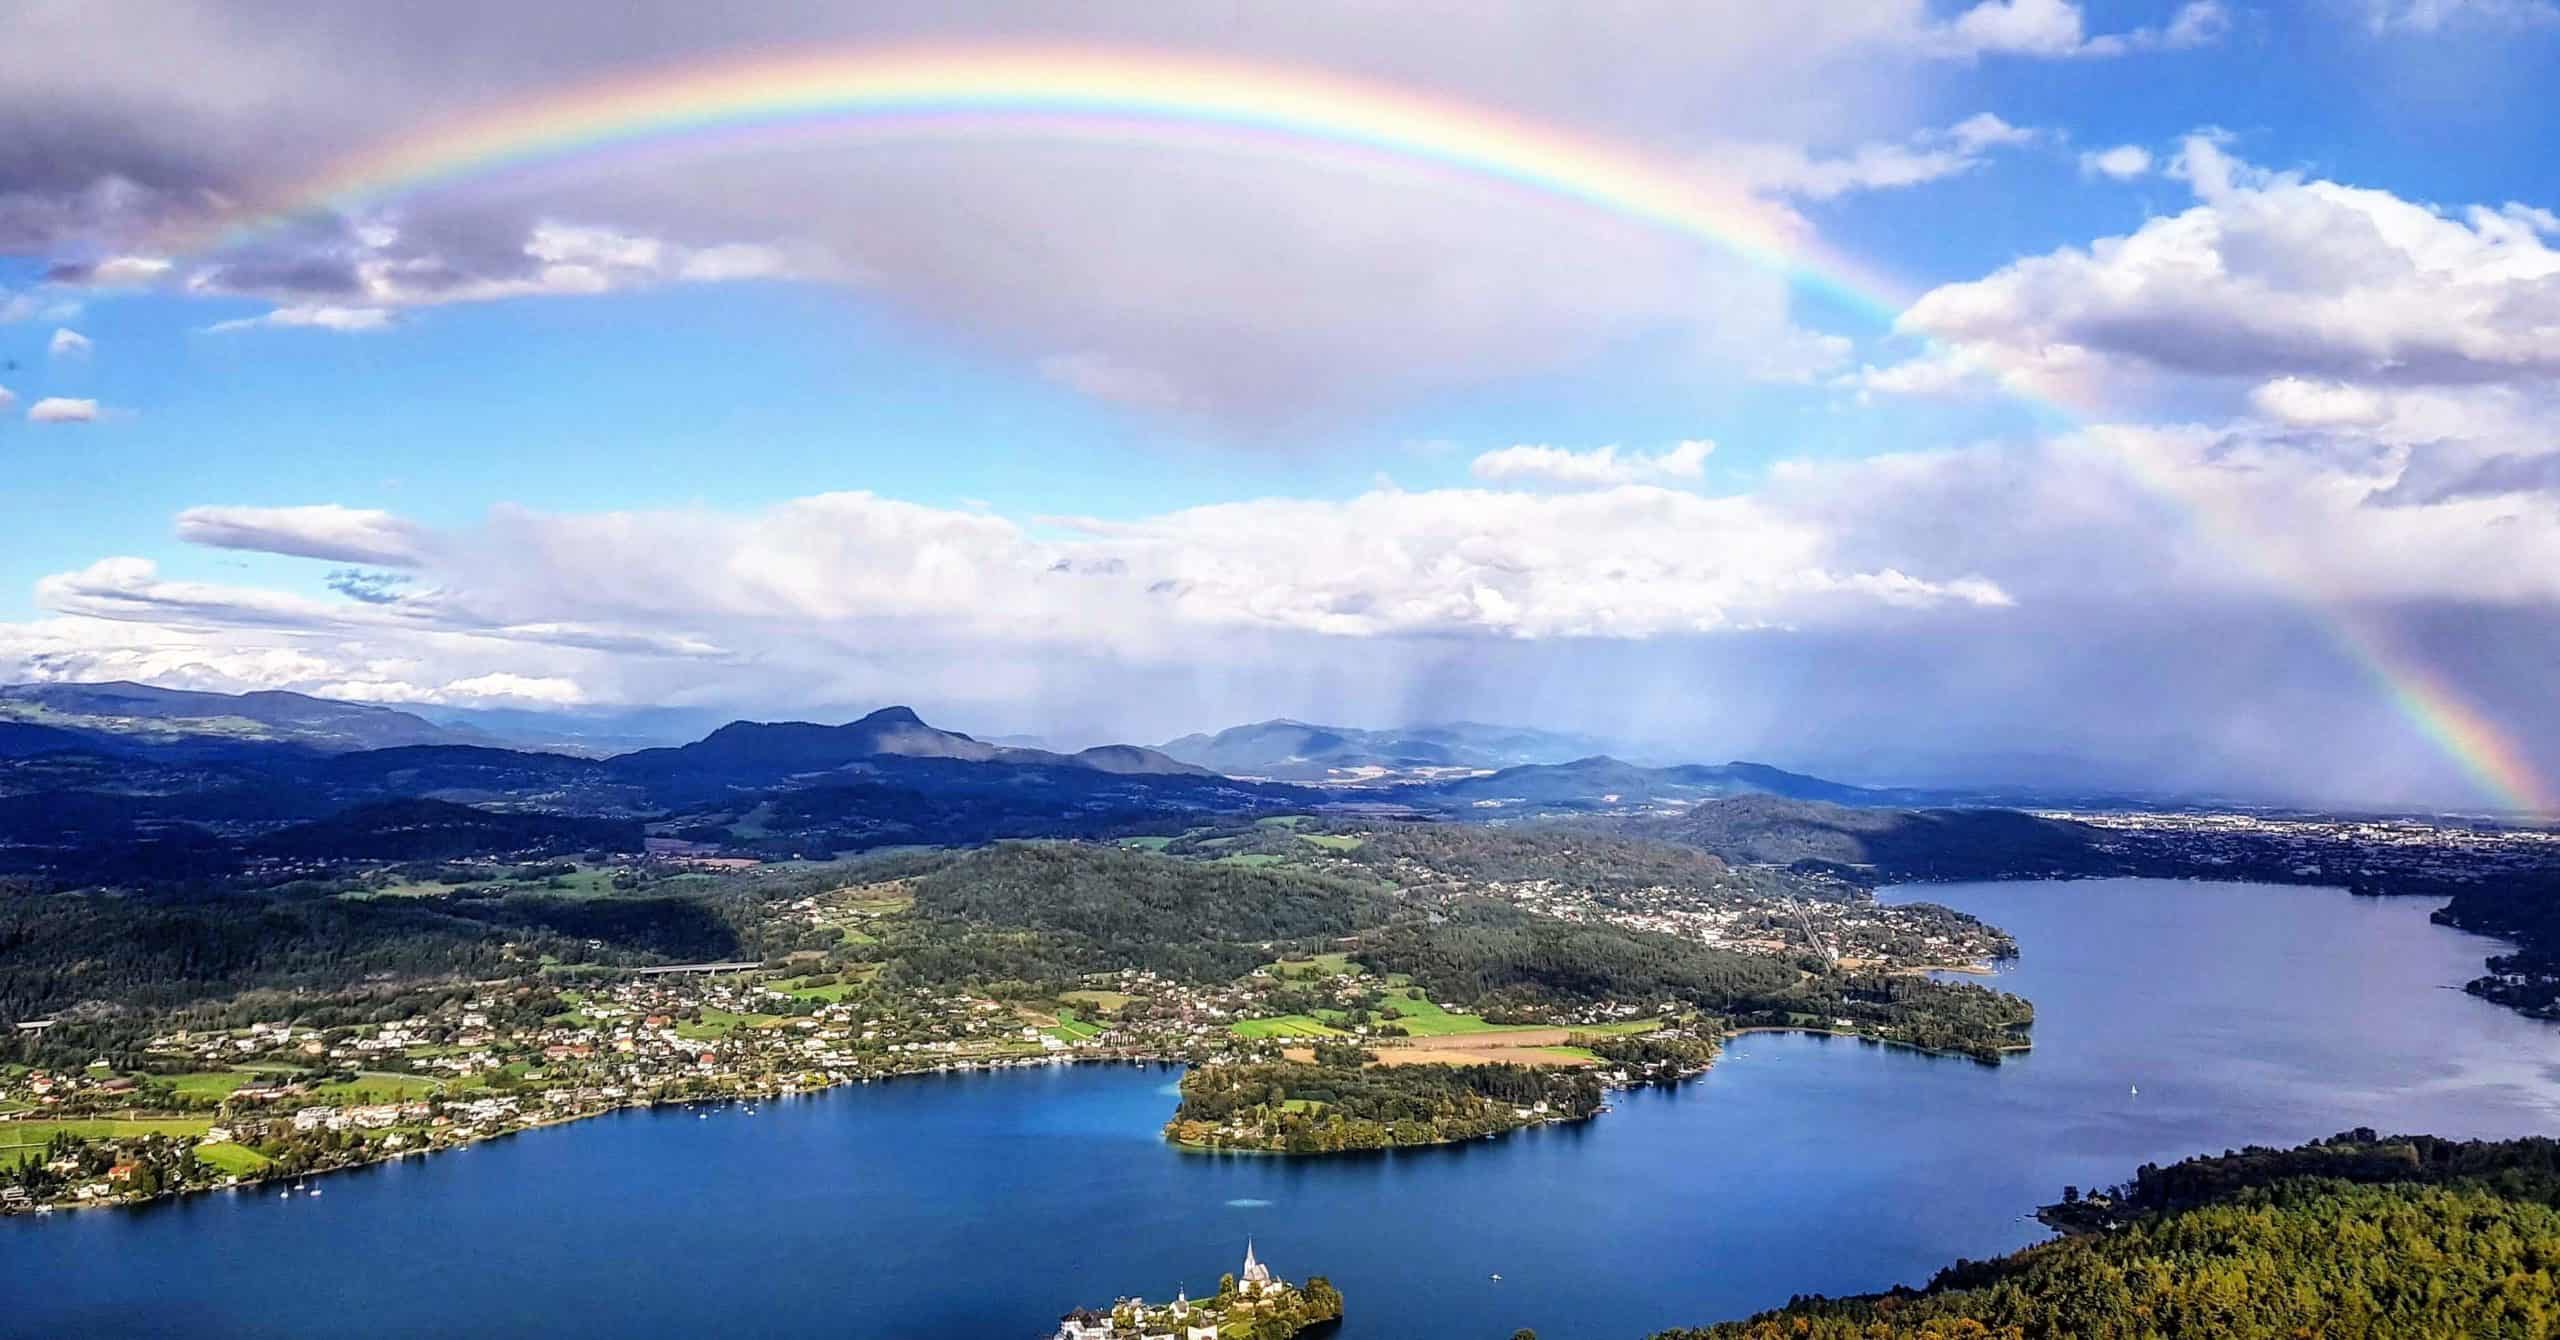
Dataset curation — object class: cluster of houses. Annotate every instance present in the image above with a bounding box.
[1055,1242,1294,1340]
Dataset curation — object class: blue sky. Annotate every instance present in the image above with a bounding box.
[5,0,2560,809]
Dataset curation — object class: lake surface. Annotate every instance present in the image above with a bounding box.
[15,878,2560,1339]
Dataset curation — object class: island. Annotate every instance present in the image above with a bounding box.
[1054,1242,1342,1340]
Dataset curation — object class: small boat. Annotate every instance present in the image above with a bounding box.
[308,1188,322,1197]
[2129,1084,2140,1096]
[1490,1274,1502,1283]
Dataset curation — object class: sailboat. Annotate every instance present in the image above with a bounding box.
[2129,1083,2140,1096]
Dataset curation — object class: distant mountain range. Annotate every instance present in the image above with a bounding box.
[1155,717,1623,781]
[0,682,1982,881]
[0,681,498,755]
[1402,756,1896,810]
[613,706,1210,780]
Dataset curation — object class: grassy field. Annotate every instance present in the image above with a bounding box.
[1117,835,1175,851]
[1213,852,1288,868]
[1375,989,1533,1037]
[1569,1020,1676,1037]
[1271,952,1360,978]
[773,967,877,1002]
[193,1141,272,1176]
[306,1072,447,1102]
[1298,833,1364,851]
[776,980,859,1002]
[160,1070,256,1098]
[1060,989,1135,1012]
[1046,1009,1108,1043]
[2,1117,215,1165]
[676,1008,785,1040]
[1255,815,1311,829]
[822,886,916,915]
[1231,1014,1349,1040]
[355,863,636,900]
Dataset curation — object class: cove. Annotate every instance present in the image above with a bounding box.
[13,878,2560,1339]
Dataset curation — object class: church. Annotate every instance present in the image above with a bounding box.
[1052,1243,1284,1340]
[1239,1239,1275,1296]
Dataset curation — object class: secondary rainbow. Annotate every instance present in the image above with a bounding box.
[219,42,2551,813]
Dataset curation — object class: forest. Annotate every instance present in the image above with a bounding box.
[1354,901,2033,1061]
[869,842,1398,989]
[1658,1131,2560,1339]
[1164,1050,1605,1152]
[0,875,772,1020]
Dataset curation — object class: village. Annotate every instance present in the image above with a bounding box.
[4,930,1667,1214]
[0,961,1286,1214]
[1054,1241,1344,1340]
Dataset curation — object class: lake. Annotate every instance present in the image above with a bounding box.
[15,878,2560,1339]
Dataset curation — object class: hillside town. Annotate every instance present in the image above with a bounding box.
[1,966,1242,1214]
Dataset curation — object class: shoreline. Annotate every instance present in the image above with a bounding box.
[2,1050,1194,1220]
[13,1012,2025,1211]
[1720,1023,2031,1063]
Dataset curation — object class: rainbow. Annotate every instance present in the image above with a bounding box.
[219,44,1912,318]
[214,43,2550,813]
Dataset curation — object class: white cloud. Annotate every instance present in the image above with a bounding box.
[0,385,14,410]
[2364,0,2559,30]
[174,504,433,567]
[47,327,91,357]
[26,397,100,423]
[2249,377,2390,426]
[1926,0,2226,57]
[104,484,2009,656]
[0,288,80,324]
[437,672,590,706]
[82,254,173,286]
[1841,349,2003,399]
[1897,134,2560,394]
[1723,114,2040,202]
[6,428,2556,809]
[2079,144,2155,180]
[206,304,395,334]
[188,222,840,331]
[1469,440,1715,488]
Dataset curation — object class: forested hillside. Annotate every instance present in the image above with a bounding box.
[872,842,1397,987]
[0,882,744,1017]
[1661,1132,2560,1339]
[1626,795,2110,878]
[1355,900,2032,1060]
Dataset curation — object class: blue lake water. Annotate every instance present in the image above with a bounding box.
[14,878,2560,1338]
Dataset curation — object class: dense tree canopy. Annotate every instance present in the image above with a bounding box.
[1661,1132,2560,1340]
